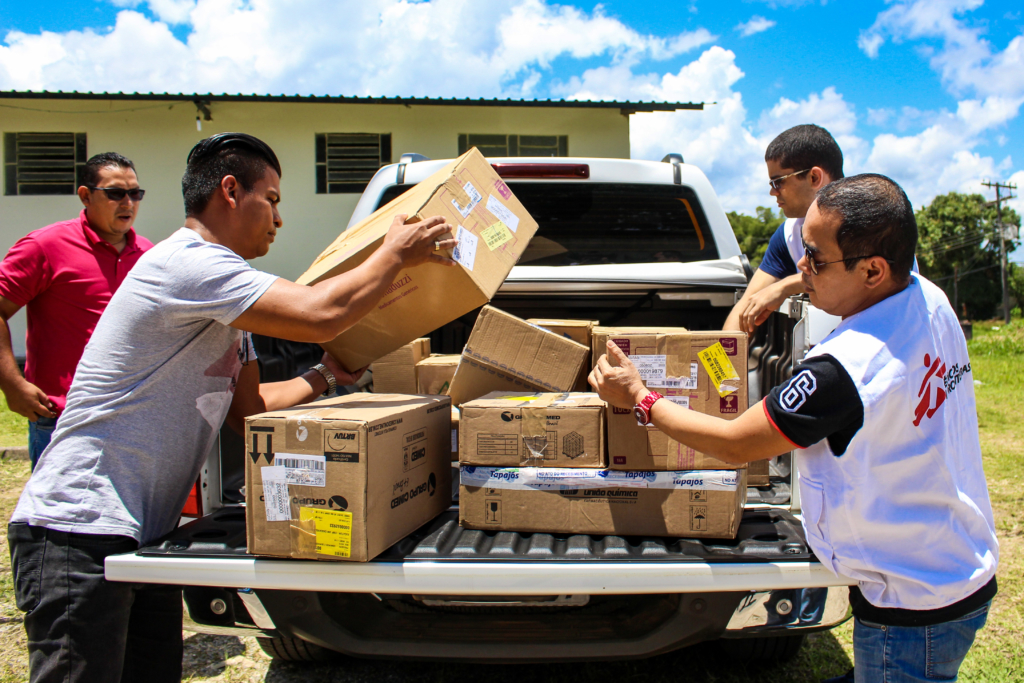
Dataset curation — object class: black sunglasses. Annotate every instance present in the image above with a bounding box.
[88,186,145,202]
[802,239,893,275]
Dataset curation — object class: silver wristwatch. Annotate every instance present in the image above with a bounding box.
[312,363,337,396]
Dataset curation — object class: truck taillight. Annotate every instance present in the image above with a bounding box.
[181,477,203,518]
[491,163,590,179]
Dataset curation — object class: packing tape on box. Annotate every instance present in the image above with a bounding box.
[518,394,572,466]
[461,466,740,491]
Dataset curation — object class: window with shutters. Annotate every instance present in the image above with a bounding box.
[4,132,87,196]
[457,134,568,158]
[315,133,392,194]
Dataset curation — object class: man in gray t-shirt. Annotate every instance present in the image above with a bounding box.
[8,133,458,683]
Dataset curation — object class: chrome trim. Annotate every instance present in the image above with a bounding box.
[723,586,851,635]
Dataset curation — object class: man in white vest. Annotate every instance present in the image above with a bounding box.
[591,173,998,682]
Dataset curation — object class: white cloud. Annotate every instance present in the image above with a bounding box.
[735,16,776,38]
[110,0,196,24]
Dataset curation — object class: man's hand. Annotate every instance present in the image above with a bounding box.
[588,341,648,410]
[2,379,55,421]
[320,352,367,387]
[381,214,458,269]
[738,280,790,334]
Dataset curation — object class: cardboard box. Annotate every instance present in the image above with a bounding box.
[297,148,540,371]
[528,319,600,390]
[451,407,460,462]
[747,459,770,487]
[417,354,460,395]
[460,392,606,468]
[448,306,590,407]
[591,328,748,471]
[590,326,689,368]
[246,393,452,562]
[371,338,431,394]
[460,467,746,539]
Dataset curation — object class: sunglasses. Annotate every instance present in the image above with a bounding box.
[89,186,146,202]
[802,239,893,276]
[769,168,811,191]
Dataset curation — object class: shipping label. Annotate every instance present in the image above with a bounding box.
[485,194,520,232]
[665,395,690,409]
[698,343,741,397]
[452,181,482,218]
[275,453,326,487]
[647,362,698,389]
[629,354,667,380]
[300,507,352,558]
[481,221,514,251]
[261,466,291,521]
[453,225,478,271]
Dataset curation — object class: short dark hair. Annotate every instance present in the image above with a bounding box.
[181,133,282,216]
[814,174,917,283]
[765,124,844,180]
[82,152,136,188]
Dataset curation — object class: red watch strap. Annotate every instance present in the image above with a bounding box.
[637,391,664,425]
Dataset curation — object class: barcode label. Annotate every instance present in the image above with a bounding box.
[276,453,326,487]
[261,466,291,522]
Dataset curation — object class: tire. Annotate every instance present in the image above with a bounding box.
[718,634,805,663]
[256,636,342,662]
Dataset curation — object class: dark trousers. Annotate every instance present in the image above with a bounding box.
[8,523,183,683]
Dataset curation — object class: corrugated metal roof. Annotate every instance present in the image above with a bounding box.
[0,90,703,112]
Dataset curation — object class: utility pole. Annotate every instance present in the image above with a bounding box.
[982,179,1018,324]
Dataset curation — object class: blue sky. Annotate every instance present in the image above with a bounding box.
[0,0,1022,257]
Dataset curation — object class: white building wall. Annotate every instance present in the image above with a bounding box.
[0,97,630,356]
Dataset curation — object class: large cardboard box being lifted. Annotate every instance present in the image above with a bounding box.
[460,392,606,468]
[246,393,452,562]
[416,354,460,395]
[371,338,431,394]
[297,148,540,371]
[460,466,746,539]
[591,328,748,472]
[447,306,590,407]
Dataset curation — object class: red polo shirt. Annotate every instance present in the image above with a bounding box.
[0,210,153,414]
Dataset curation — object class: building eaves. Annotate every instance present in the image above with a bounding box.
[0,90,703,113]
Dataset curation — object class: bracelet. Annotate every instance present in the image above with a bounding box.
[312,363,337,397]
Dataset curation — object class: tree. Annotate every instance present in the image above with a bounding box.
[915,192,1021,320]
[728,207,784,270]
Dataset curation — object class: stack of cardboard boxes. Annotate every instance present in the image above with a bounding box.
[243,147,758,563]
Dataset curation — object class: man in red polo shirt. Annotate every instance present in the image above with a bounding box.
[0,152,153,469]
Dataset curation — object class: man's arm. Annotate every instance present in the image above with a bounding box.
[231,214,456,343]
[723,268,779,332]
[224,352,364,435]
[735,273,806,334]
[0,296,54,421]
[589,341,792,464]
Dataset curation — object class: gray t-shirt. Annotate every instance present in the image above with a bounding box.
[12,228,278,544]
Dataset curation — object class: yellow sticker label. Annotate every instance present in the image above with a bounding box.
[300,507,352,558]
[481,221,513,251]
[503,396,539,402]
[697,342,741,397]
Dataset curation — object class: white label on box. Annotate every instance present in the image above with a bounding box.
[486,194,520,232]
[453,225,478,271]
[275,453,326,487]
[629,355,667,380]
[452,181,483,218]
[261,466,291,521]
[665,395,690,409]
[460,466,739,491]
[647,362,698,389]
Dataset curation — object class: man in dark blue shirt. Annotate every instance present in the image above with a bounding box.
[724,125,843,333]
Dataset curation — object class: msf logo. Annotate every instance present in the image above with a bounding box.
[914,353,947,427]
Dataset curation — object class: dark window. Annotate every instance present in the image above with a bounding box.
[376,182,717,265]
[4,132,87,196]
[458,134,567,158]
[315,133,392,194]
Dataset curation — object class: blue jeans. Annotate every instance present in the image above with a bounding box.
[28,416,56,470]
[854,602,990,682]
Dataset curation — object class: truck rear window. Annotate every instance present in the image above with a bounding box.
[375,183,718,265]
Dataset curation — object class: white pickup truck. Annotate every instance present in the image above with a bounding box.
[105,153,853,664]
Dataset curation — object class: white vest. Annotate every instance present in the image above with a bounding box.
[782,217,805,271]
[798,273,998,610]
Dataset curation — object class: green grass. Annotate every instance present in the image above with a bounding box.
[0,394,25,450]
